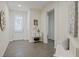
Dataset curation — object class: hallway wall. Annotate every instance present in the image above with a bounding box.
[9,9,41,42]
[41,1,77,56]
[29,9,41,42]
[0,2,10,56]
[9,10,28,41]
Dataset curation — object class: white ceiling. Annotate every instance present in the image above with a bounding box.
[7,1,52,11]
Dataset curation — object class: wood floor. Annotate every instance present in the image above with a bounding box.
[3,40,55,57]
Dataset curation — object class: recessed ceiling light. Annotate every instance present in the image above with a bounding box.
[17,4,22,7]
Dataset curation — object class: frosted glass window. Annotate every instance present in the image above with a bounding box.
[14,16,23,32]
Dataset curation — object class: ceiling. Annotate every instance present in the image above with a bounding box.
[7,1,52,11]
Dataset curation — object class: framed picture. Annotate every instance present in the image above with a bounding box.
[34,19,38,26]
[0,9,6,31]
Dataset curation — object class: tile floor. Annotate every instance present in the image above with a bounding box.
[3,40,55,57]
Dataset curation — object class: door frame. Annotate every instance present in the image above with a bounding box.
[47,9,55,48]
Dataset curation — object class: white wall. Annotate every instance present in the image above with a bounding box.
[9,9,41,42]
[9,10,28,41]
[0,2,10,56]
[29,9,41,42]
[41,1,78,56]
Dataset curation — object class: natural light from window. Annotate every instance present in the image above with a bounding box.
[14,15,23,32]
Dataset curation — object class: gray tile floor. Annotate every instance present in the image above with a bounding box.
[3,40,55,57]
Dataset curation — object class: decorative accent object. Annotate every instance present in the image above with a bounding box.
[33,19,40,43]
[34,37,40,43]
[0,9,6,31]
